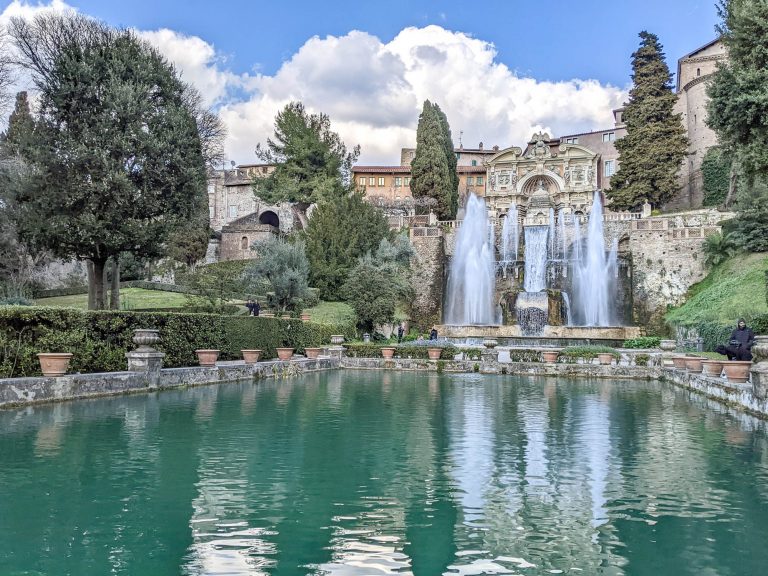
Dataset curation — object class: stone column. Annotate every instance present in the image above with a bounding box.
[750,335,768,399]
[126,329,165,373]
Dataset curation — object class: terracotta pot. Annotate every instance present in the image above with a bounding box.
[597,353,614,365]
[684,357,704,373]
[304,347,321,359]
[195,349,219,367]
[300,313,311,321]
[671,356,688,369]
[701,360,724,377]
[241,349,262,364]
[427,347,442,360]
[37,353,73,377]
[542,351,559,363]
[276,347,294,361]
[722,360,752,383]
[381,347,396,359]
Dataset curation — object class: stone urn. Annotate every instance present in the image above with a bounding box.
[542,350,560,363]
[276,347,294,361]
[684,357,704,373]
[241,349,262,364]
[483,339,498,349]
[304,347,321,359]
[427,347,442,360]
[701,360,724,377]
[597,353,614,365]
[133,329,160,349]
[752,335,768,363]
[330,335,345,345]
[195,349,219,367]
[37,353,73,377]
[381,347,396,359]
[722,361,752,383]
[300,313,311,321]
[671,356,688,369]
[659,339,676,352]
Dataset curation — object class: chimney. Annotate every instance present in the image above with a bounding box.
[478,142,483,150]
[493,145,499,151]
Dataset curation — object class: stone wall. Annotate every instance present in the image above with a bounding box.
[409,229,445,330]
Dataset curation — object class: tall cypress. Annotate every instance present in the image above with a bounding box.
[608,31,688,210]
[3,91,36,156]
[410,100,457,219]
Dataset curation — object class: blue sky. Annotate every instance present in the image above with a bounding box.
[1,0,721,163]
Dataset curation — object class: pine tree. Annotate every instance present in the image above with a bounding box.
[707,0,768,186]
[410,100,458,219]
[608,31,688,210]
[3,92,35,156]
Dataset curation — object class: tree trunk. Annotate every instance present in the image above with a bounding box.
[109,258,120,310]
[724,165,738,208]
[87,258,107,310]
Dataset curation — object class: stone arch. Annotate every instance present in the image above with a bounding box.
[517,171,564,196]
[259,210,279,228]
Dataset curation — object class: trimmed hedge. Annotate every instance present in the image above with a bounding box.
[623,336,661,349]
[0,306,355,378]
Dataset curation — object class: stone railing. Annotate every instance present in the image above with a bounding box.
[603,211,642,221]
[632,218,670,231]
[410,227,442,238]
[670,226,721,239]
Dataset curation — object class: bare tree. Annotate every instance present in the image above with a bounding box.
[0,26,15,115]
[182,86,226,169]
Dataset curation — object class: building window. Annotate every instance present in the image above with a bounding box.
[604,160,615,177]
[369,177,375,186]
[209,205,215,219]
[404,177,411,186]
[602,132,615,142]
[207,183,215,194]
[477,176,484,185]
[241,236,248,250]
[471,160,478,166]
[359,177,366,186]
[564,137,579,144]
[228,205,238,218]
[395,176,402,186]
[697,68,701,77]
[378,177,385,186]
[456,152,461,159]
[467,176,474,186]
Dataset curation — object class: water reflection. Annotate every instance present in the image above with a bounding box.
[2,374,768,575]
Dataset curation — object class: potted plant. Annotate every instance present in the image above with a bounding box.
[195,349,219,367]
[684,356,704,373]
[381,346,396,359]
[241,349,262,364]
[542,350,559,363]
[304,347,321,359]
[701,359,724,377]
[275,346,294,361]
[722,361,752,383]
[37,353,73,377]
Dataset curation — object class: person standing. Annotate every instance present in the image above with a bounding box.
[397,323,404,343]
[245,299,254,316]
[253,300,261,317]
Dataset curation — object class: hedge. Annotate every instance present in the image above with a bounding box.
[0,306,355,378]
[672,314,768,352]
[35,280,194,299]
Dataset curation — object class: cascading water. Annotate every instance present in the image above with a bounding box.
[444,194,496,325]
[558,208,567,259]
[548,208,556,259]
[500,205,519,264]
[573,192,615,326]
[523,226,549,292]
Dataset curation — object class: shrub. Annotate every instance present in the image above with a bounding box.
[622,336,661,349]
[560,345,620,360]
[0,306,354,378]
[344,342,458,360]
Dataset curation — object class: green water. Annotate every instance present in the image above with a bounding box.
[2,372,768,575]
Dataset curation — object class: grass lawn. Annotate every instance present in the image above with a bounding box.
[304,301,355,326]
[36,288,192,310]
[665,253,768,326]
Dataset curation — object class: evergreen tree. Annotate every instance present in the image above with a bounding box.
[608,31,688,210]
[707,0,768,186]
[243,236,310,312]
[254,101,359,208]
[8,13,208,309]
[304,191,391,300]
[3,92,36,156]
[410,100,458,219]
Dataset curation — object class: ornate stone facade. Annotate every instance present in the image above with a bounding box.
[484,132,600,221]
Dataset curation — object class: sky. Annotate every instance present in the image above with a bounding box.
[0,0,721,165]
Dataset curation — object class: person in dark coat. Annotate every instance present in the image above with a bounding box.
[397,323,404,343]
[245,299,254,316]
[429,327,438,341]
[716,318,755,361]
[253,300,261,317]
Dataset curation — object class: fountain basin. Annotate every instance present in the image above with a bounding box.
[436,324,640,348]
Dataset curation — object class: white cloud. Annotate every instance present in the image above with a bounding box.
[1,3,628,165]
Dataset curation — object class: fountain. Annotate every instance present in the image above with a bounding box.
[441,192,639,346]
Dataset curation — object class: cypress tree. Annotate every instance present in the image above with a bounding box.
[410,100,457,219]
[608,31,688,210]
[3,92,35,156]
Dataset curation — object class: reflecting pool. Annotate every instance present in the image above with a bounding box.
[2,371,768,575]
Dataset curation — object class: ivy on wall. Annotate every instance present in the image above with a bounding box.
[701,146,732,207]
